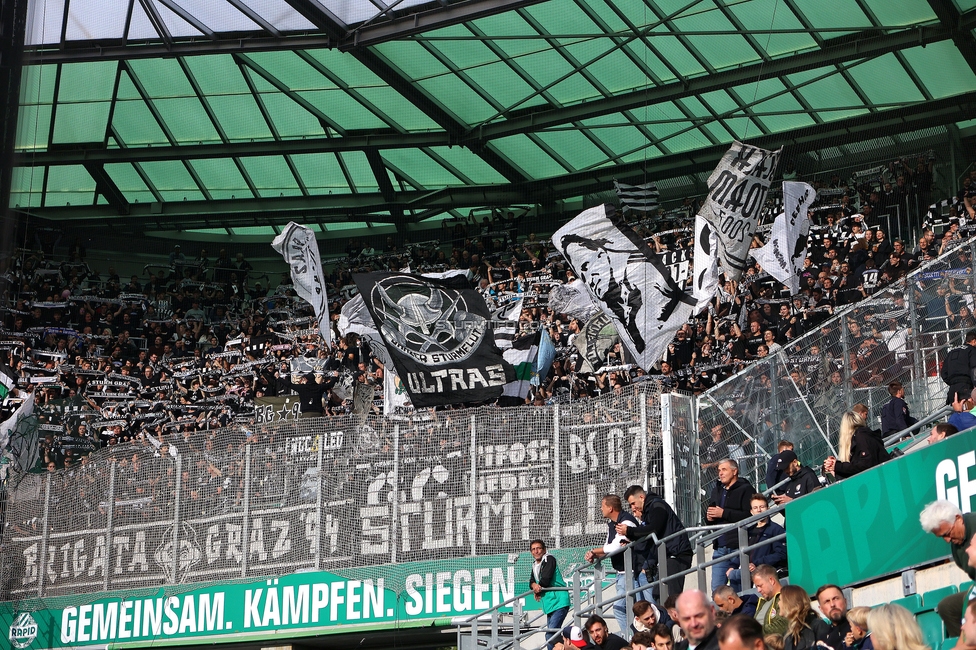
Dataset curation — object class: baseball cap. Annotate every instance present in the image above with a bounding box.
[776,450,798,470]
[567,626,587,648]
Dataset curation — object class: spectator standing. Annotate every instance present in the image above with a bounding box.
[707,459,756,591]
[771,452,822,504]
[529,539,572,650]
[618,485,693,602]
[585,495,639,637]
[880,382,917,438]
[823,411,888,479]
[765,440,795,495]
[919,500,976,636]
[941,331,976,405]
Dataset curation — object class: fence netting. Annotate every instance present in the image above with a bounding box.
[695,239,976,519]
[0,382,662,601]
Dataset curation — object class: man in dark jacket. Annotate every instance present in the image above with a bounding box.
[675,590,719,650]
[724,495,787,591]
[771,451,821,504]
[764,440,794,495]
[920,500,976,636]
[940,331,976,405]
[880,381,917,438]
[585,495,639,636]
[707,459,755,592]
[618,485,693,602]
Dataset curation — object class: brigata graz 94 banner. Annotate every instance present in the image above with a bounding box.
[2,550,588,649]
[785,429,976,592]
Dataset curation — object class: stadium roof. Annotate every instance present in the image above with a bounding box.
[11,0,976,241]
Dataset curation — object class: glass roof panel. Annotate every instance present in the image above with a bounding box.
[174,0,263,33]
[111,91,171,146]
[490,135,567,179]
[339,151,379,192]
[324,221,369,231]
[644,102,714,153]
[64,0,128,40]
[26,0,66,45]
[381,149,461,186]
[183,55,249,96]
[859,0,935,24]
[788,67,869,121]
[727,1,817,58]
[19,64,56,106]
[733,79,818,132]
[514,48,598,106]
[423,24,501,70]
[14,105,52,151]
[418,74,497,125]
[52,61,117,144]
[137,161,206,201]
[305,49,386,88]
[646,29,707,78]
[239,156,301,197]
[671,5,761,71]
[536,129,610,170]
[790,0,872,33]
[187,159,254,200]
[373,42,453,83]
[153,97,223,143]
[129,59,195,98]
[228,226,277,236]
[237,0,317,30]
[209,95,275,141]
[45,165,96,206]
[463,61,541,112]
[297,90,389,130]
[565,42,647,94]
[354,87,441,131]
[290,153,351,195]
[154,1,208,38]
[526,0,601,40]
[468,8,539,58]
[104,163,156,203]
[955,0,976,10]
[127,0,161,39]
[581,114,651,156]
[846,54,926,106]
[244,51,338,92]
[248,84,327,138]
[425,147,509,185]
[9,168,44,208]
[622,40,678,85]
[901,41,976,99]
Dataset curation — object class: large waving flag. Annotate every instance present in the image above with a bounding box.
[552,204,696,371]
[500,331,541,405]
[750,181,817,294]
[272,223,332,346]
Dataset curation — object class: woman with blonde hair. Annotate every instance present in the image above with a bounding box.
[824,409,889,479]
[845,606,874,650]
[866,604,928,650]
[779,585,829,650]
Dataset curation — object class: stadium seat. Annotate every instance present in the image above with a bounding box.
[960,581,974,596]
[942,638,959,650]
[923,585,960,610]
[918,611,946,649]
[889,594,924,614]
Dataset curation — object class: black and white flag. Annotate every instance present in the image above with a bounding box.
[552,204,696,371]
[699,141,781,280]
[0,362,16,402]
[547,280,599,320]
[353,272,512,408]
[491,296,523,350]
[750,181,816,294]
[574,312,619,373]
[271,222,332,346]
[614,180,660,215]
[692,213,720,310]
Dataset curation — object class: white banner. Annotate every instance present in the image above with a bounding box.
[700,141,781,280]
[383,366,412,417]
[271,222,332,346]
[750,181,816,294]
[692,213,720,310]
[0,392,34,452]
[552,204,696,371]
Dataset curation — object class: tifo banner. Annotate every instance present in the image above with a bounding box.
[353,272,512,407]
[271,222,332,346]
[254,395,303,423]
[552,204,696,371]
[750,181,816,294]
[0,550,587,649]
[699,141,781,280]
[2,383,656,599]
[785,430,976,592]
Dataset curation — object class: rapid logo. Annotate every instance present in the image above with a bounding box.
[10,612,38,649]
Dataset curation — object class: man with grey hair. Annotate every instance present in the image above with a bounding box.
[920,500,976,636]
[706,459,755,591]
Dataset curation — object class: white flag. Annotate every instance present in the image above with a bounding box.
[750,182,816,294]
[338,294,392,368]
[700,141,781,280]
[492,296,524,350]
[692,212,720,310]
[383,367,412,417]
[271,222,331,346]
[552,204,696,372]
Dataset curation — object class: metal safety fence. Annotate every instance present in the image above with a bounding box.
[695,239,976,519]
[0,382,664,601]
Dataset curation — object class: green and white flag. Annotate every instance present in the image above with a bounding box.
[501,331,540,401]
[0,363,16,401]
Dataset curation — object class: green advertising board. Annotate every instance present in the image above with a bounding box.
[785,429,976,592]
[2,549,587,649]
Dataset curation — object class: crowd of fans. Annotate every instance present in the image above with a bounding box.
[0,154,971,472]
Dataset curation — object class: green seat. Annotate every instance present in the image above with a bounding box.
[918,611,946,649]
[924,585,960,609]
[890,594,925,614]
[942,638,959,650]
[960,581,974,596]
